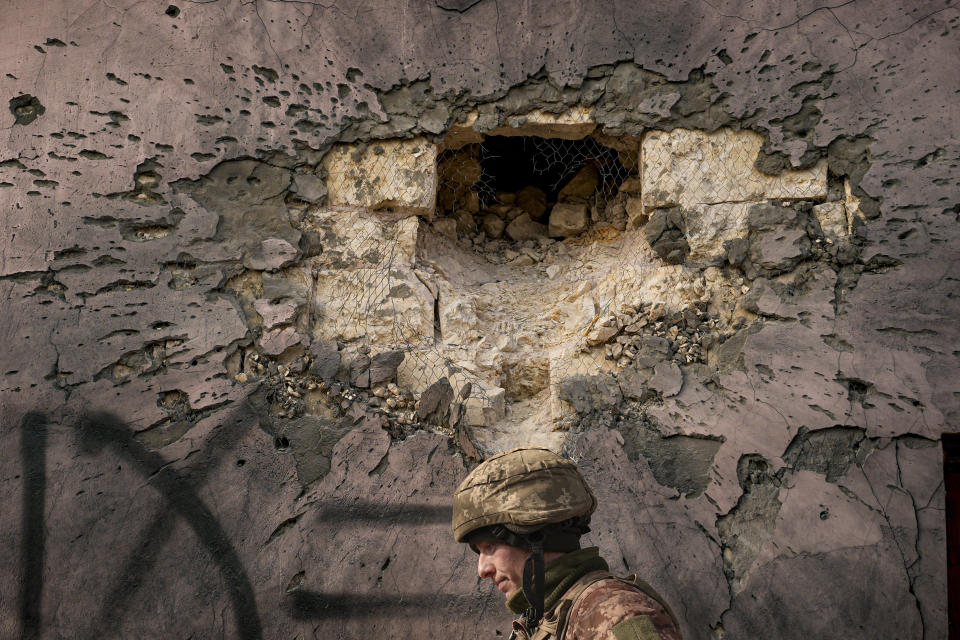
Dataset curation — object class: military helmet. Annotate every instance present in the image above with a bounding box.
[452,446,597,545]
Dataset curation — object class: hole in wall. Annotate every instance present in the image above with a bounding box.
[435,134,634,245]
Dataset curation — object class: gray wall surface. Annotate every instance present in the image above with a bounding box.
[2,1,958,638]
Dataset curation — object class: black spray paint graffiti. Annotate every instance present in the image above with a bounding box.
[17,410,263,640]
[16,410,487,636]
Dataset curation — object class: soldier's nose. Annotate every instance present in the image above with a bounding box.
[477,552,495,579]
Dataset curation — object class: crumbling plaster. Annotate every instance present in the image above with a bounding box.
[2,1,959,639]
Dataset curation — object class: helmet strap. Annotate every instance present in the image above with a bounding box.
[520,532,545,630]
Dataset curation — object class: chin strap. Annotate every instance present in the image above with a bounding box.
[520,532,545,632]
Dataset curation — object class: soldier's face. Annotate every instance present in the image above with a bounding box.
[475,541,528,598]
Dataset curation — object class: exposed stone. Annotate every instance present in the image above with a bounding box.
[648,361,683,397]
[618,367,649,401]
[625,196,647,227]
[812,201,847,241]
[644,208,688,264]
[308,339,341,380]
[260,326,301,356]
[368,350,405,385]
[481,213,505,239]
[642,128,827,209]
[417,377,454,425]
[452,209,476,236]
[505,212,548,241]
[557,164,600,202]
[465,385,506,427]
[515,186,548,219]
[444,107,596,147]
[312,266,435,344]
[291,171,328,204]
[548,202,590,238]
[439,293,479,345]
[433,218,458,238]
[350,353,371,388]
[586,324,618,346]
[747,203,811,273]
[245,237,299,271]
[682,202,752,263]
[617,415,723,496]
[254,299,297,329]
[321,138,438,215]
[557,373,623,415]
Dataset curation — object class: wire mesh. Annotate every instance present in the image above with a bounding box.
[309,126,834,448]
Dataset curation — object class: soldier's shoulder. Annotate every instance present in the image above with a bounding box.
[565,577,680,640]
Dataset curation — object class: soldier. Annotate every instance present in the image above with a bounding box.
[452,447,682,640]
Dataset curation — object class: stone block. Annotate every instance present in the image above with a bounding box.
[433,218,458,238]
[418,377,454,425]
[516,186,548,218]
[311,267,434,345]
[254,299,297,329]
[351,353,371,388]
[245,237,299,271]
[499,107,597,139]
[439,293,480,345]
[465,386,506,427]
[308,340,341,380]
[549,202,590,238]
[443,107,597,149]
[813,202,847,240]
[649,361,683,397]
[505,213,548,241]
[644,208,688,264]
[305,208,420,270]
[641,128,827,208]
[292,171,328,203]
[625,196,647,227]
[586,324,618,346]
[481,214,505,239]
[321,138,437,214]
[369,350,405,385]
[558,164,600,202]
[453,210,476,236]
[260,326,301,356]
[683,202,752,262]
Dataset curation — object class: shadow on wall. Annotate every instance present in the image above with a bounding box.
[17,411,263,640]
[14,411,461,638]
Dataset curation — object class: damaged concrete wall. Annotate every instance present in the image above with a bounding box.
[2,1,958,638]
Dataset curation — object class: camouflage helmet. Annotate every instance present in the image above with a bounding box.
[452,447,597,544]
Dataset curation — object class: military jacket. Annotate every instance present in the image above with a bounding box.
[510,571,681,640]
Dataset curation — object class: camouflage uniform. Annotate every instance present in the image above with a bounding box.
[452,447,682,640]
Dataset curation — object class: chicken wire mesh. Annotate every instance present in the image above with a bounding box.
[311,126,832,447]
